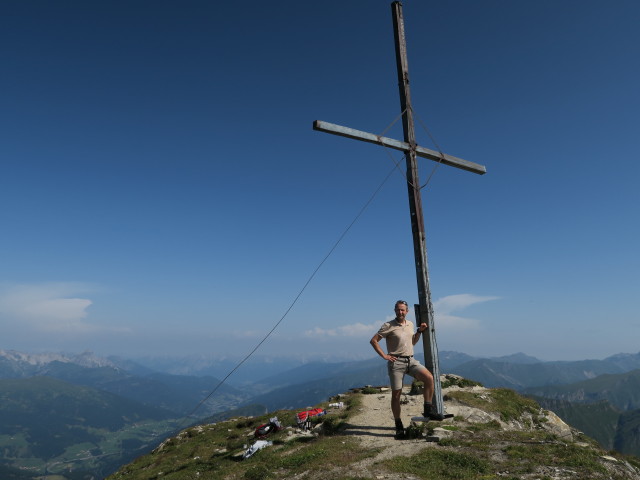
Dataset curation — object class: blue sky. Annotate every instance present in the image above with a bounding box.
[1,0,638,362]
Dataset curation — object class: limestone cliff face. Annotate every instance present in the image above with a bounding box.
[107,375,640,480]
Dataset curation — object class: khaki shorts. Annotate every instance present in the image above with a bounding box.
[387,356,425,391]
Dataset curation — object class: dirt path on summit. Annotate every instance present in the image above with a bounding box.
[342,386,437,463]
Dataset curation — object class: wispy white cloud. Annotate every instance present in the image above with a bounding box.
[434,294,500,314]
[0,282,99,332]
[433,294,500,330]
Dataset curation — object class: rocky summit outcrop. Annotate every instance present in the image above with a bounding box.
[107,374,640,479]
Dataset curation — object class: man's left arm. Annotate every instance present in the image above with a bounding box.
[412,322,427,345]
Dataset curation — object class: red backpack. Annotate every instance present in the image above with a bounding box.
[295,408,326,430]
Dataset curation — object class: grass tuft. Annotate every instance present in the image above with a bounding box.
[383,449,491,480]
[441,376,483,389]
[361,386,379,394]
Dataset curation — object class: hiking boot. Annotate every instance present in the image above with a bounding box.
[394,419,405,439]
[423,405,444,421]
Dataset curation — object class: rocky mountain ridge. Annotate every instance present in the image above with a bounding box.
[0,349,119,370]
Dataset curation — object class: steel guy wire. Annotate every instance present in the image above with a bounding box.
[175,160,399,430]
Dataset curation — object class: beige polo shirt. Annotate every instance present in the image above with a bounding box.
[377,319,415,356]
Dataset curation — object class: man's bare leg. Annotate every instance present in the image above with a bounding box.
[415,367,434,403]
[415,367,443,419]
[391,389,402,419]
[391,389,404,437]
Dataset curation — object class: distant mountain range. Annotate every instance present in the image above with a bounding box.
[523,369,640,410]
[0,349,249,416]
[2,348,640,478]
[449,351,640,390]
[0,349,252,478]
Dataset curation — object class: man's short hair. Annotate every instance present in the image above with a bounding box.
[395,300,408,308]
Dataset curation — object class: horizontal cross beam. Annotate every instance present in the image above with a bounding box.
[313,120,486,175]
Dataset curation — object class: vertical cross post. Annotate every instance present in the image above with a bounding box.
[313,1,486,417]
[391,1,443,415]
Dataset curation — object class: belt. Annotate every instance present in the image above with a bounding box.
[394,355,413,359]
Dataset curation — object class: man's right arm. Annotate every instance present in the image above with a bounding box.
[370,334,395,362]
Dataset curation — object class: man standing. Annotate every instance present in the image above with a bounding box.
[370,300,442,438]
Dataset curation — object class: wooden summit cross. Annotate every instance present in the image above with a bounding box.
[313,1,486,417]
